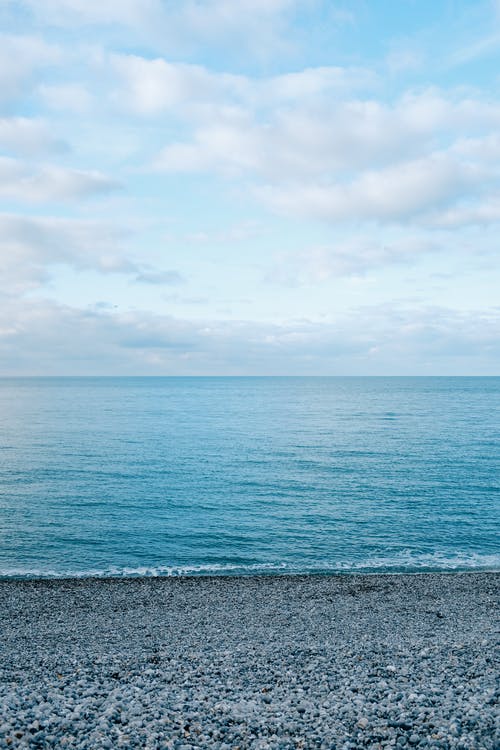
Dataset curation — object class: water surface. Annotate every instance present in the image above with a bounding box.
[0,377,498,577]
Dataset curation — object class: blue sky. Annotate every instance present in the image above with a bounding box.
[1,0,499,374]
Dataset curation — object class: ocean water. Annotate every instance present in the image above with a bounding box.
[0,377,498,579]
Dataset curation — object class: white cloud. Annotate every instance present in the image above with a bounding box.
[0,297,498,375]
[184,221,260,244]
[133,269,185,285]
[451,132,500,161]
[0,157,121,202]
[0,214,130,292]
[0,214,186,296]
[176,0,303,60]
[20,0,295,29]
[182,0,297,28]
[16,0,303,60]
[261,66,377,101]
[110,54,240,116]
[0,34,60,102]
[155,121,260,175]
[38,83,93,113]
[269,236,439,284]
[112,53,375,117]
[386,45,423,74]
[152,84,500,179]
[0,117,65,155]
[146,75,500,225]
[425,197,500,227]
[18,0,163,27]
[258,154,487,223]
[448,31,500,66]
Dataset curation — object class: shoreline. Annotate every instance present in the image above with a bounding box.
[1,571,498,748]
[1,567,499,583]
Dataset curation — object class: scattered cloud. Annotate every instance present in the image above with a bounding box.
[258,153,488,223]
[269,236,439,284]
[19,0,296,30]
[0,1,499,374]
[111,53,374,117]
[0,214,130,293]
[0,158,121,202]
[133,269,185,285]
[38,83,93,113]
[386,43,423,74]
[184,221,260,244]
[110,54,239,116]
[152,85,500,174]
[1,298,498,375]
[0,117,66,155]
[0,34,60,103]
[17,0,305,60]
[425,197,500,228]
[0,213,187,298]
[18,0,164,28]
[447,31,500,66]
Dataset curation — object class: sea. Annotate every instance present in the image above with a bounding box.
[0,377,498,579]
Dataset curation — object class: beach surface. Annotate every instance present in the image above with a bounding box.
[0,572,498,749]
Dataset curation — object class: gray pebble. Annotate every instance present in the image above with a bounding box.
[0,572,498,749]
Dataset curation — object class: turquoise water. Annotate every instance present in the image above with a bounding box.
[0,377,498,578]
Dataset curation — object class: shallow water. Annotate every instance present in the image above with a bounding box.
[0,377,498,578]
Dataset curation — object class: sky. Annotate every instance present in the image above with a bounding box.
[0,0,499,375]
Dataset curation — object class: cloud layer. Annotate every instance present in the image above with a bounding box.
[0,1,499,373]
[1,297,498,375]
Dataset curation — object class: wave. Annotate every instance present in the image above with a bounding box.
[1,551,499,580]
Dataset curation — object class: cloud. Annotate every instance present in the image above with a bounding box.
[38,83,93,113]
[110,54,240,116]
[261,66,377,101]
[152,85,500,181]
[16,0,303,60]
[147,77,500,226]
[386,44,423,74]
[112,53,375,117]
[0,157,121,202]
[258,153,487,223]
[448,31,500,66]
[425,197,500,228]
[184,221,260,244]
[0,117,66,155]
[174,0,304,60]
[451,132,500,161]
[0,214,131,294]
[0,214,186,296]
[0,298,498,375]
[133,269,185,285]
[269,236,439,284]
[181,0,297,31]
[18,0,163,27]
[0,34,60,103]
[155,123,260,175]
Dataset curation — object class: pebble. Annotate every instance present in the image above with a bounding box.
[0,572,498,749]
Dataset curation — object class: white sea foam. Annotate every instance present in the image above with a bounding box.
[1,551,499,580]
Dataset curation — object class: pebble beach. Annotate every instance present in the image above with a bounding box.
[0,572,498,749]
